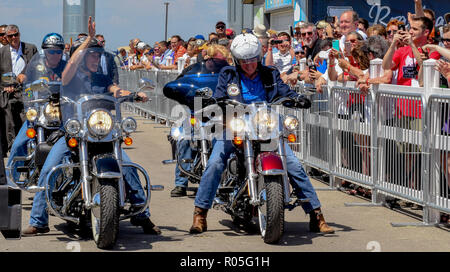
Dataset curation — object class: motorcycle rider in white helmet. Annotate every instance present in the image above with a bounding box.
[190,33,334,235]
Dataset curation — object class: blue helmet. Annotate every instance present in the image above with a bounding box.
[42,33,65,50]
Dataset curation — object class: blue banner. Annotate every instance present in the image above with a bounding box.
[265,0,293,12]
[310,0,449,27]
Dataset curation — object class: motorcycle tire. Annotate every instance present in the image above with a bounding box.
[258,175,284,244]
[91,178,120,249]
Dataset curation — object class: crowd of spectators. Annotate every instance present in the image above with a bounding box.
[1,1,449,224]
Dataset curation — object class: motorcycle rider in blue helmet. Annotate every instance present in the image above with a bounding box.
[6,33,66,187]
[22,19,160,236]
[189,33,335,235]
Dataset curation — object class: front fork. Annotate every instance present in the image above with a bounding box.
[80,140,127,208]
[277,138,291,205]
[243,139,259,205]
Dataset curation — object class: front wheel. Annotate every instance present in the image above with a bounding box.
[257,175,284,244]
[91,178,120,249]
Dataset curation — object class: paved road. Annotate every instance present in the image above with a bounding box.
[1,109,450,252]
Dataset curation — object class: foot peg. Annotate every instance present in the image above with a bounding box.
[162,159,176,164]
[27,186,45,193]
[150,185,164,191]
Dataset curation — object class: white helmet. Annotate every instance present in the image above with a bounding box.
[230,33,262,65]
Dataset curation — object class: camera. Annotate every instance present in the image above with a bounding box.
[325,16,335,24]
[398,24,406,31]
[270,40,283,45]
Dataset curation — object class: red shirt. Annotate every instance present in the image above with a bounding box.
[392,46,440,118]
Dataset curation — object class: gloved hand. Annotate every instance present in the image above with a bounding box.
[295,95,311,109]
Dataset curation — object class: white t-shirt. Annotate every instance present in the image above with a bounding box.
[272,50,292,74]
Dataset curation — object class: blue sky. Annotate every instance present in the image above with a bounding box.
[0,0,227,51]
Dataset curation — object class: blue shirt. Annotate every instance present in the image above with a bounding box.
[240,74,266,103]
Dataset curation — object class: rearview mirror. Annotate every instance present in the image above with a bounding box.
[27,78,49,92]
[2,72,16,85]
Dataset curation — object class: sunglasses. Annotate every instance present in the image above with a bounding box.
[7,32,19,38]
[387,30,397,35]
[348,39,359,43]
[0,33,5,37]
[442,38,450,42]
[216,25,225,29]
[47,50,63,55]
[301,32,313,37]
[239,57,258,64]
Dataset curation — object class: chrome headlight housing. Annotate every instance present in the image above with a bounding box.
[284,115,299,131]
[253,110,278,137]
[65,119,81,136]
[26,107,38,122]
[229,117,245,133]
[43,103,61,124]
[121,117,137,134]
[87,110,113,138]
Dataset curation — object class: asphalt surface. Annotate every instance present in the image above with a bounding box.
[1,109,450,253]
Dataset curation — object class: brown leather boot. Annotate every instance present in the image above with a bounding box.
[309,209,335,234]
[22,225,50,236]
[189,206,208,234]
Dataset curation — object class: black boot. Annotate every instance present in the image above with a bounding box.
[130,217,161,235]
[170,186,187,197]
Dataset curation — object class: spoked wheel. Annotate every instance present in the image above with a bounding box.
[257,175,284,244]
[91,178,120,249]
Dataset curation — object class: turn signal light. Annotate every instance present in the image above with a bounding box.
[288,134,296,143]
[190,117,197,126]
[68,138,78,148]
[233,136,243,146]
[124,137,133,146]
[26,128,36,139]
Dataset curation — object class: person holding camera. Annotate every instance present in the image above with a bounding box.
[265,32,293,74]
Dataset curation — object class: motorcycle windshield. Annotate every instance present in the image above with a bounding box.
[163,58,229,109]
[60,48,119,129]
[23,49,66,106]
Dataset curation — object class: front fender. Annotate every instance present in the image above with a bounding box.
[92,155,122,179]
[255,152,285,175]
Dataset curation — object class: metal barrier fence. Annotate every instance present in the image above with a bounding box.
[118,58,449,226]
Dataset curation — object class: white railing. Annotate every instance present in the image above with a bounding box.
[119,58,449,226]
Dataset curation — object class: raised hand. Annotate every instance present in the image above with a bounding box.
[88,16,96,38]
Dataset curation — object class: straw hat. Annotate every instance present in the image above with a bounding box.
[294,21,307,29]
[253,24,269,39]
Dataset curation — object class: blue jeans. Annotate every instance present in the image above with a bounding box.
[174,139,193,188]
[29,137,150,228]
[6,121,29,186]
[194,140,321,213]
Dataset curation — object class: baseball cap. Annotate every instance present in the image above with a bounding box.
[226,28,236,39]
[216,21,226,28]
[445,12,450,24]
[241,28,253,34]
[294,45,304,53]
[195,34,205,40]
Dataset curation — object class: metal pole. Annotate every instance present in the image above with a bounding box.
[164,2,169,41]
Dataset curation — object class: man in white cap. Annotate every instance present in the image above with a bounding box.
[253,24,270,64]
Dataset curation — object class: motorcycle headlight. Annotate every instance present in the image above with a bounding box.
[65,119,81,136]
[87,110,113,138]
[253,110,278,132]
[121,117,137,134]
[44,103,61,123]
[26,108,38,122]
[170,126,183,140]
[229,117,245,133]
[284,115,299,131]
